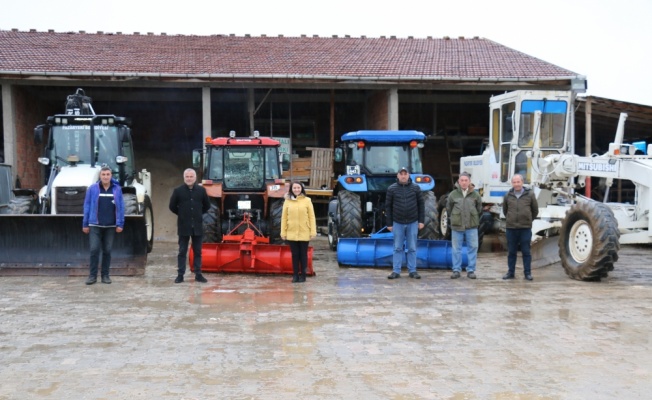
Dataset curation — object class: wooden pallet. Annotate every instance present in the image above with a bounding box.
[306,147,333,189]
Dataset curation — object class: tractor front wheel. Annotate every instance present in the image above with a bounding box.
[123,193,139,215]
[558,201,620,281]
[337,190,362,238]
[327,213,338,250]
[8,195,37,214]
[143,196,154,253]
[269,198,284,244]
[202,201,222,243]
[419,191,439,240]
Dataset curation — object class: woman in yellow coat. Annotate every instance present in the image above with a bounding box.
[281,181,317,282]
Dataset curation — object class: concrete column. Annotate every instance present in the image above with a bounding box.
[248,88,255,135]
[1,84,16,172]
[202,87,212,142]
[388,88,399,130]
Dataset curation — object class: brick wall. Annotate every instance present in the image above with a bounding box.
[12,87,52,189]
[367,91,389,130]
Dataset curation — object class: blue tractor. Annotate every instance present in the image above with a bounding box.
[327,130,440,250]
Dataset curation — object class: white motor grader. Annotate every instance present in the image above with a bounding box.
[457,90,652,281]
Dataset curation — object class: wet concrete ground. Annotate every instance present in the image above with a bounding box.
[1,235,651,399]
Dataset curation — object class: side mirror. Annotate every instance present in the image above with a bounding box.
[118,126,131,142]
[334,148,343,163]
[34,125,45,145]
[192,150,202,169]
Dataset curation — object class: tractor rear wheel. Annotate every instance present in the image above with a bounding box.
[418,191,439,239]
[269,198,284,244]
[8,195,37,214]
[202,201,222,243]
[558,201,620,281]
[143,196,154,253]
[337,190,362,238]
[437,194,451,240]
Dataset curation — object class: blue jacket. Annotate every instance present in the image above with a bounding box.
[83,178,125,228]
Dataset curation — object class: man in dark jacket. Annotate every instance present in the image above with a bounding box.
[502,174,539,281]
[446,172,482,279]
[385,167,424,280]
[169,168,211,283]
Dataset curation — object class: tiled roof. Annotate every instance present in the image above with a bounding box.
[0,30,579,82]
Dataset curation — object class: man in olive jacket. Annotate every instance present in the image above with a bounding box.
[446,172,482,279]
[386,167,425,280]
[169,168,211,283]
[502,174,539,281]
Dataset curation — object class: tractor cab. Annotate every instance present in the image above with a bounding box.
[195,131,288,245]
[202,133,282,192]
[336,130,433,194]
[328,130,439,250]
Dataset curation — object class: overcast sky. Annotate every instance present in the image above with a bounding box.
[2,0,651,106]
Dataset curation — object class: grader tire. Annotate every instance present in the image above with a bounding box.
[437,194,451,240]
[9,195,37,214]
[202,202,222,243]
[558,201,620,281]
[419,191,439,240]
[269,198,284,244]
[337,190,362,238]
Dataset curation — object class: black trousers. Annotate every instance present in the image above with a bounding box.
[288,240,309,277]
[177,235,203,275]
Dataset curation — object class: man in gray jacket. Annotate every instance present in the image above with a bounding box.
[446,172,482,279]
[502,174,539,281]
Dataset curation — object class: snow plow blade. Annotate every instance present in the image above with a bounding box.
[337,236,468,269]
[192,242,314,275]
[0,215,148,276]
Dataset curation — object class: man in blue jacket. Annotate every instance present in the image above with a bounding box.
[385,166,425,280]
[82,166,125,285]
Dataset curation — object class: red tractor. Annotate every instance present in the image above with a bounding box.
[191,131,313,275]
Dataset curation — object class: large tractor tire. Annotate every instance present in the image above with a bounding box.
[337,190,362,238]
[9,195,37,214]
[558,201,620,281]
[143,196,154,253]
[477,211,494,249]
[269,198,284,244]
[418,191,439,240]
[123,193,139,215]
[327,213,338,251]
[437,194,451,240]
[202,201,222,243]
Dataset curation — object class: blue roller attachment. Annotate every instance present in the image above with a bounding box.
[337,232,468,269]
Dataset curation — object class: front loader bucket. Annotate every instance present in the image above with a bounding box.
[337,237,468,269]
[0,215,148,276]
[191,243,315,275]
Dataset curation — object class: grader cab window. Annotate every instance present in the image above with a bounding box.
[519,100,567,149]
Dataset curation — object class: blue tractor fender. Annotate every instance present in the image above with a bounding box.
[410,174,435,192]
[336,175,369,192]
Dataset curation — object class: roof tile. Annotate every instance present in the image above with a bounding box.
[0,30,578,80]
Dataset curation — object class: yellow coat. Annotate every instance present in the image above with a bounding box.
[281,194,317,241]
